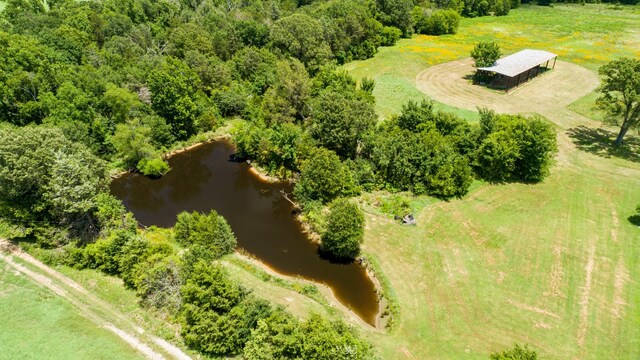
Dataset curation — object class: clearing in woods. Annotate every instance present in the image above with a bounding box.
[347,3,640,360]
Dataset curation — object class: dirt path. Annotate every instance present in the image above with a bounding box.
[0,239,191,360]
[416,58,600,124]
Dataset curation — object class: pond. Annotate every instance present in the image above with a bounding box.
[110,140,379,325]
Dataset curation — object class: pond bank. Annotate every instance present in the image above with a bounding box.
[110,140,383,326]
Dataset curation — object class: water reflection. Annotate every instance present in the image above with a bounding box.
[110,141,379,325]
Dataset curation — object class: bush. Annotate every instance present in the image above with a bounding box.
[137,254,183,313]
[180,261,254,356]
[493,0,512,16]
[321,199,365,259]
[380,26,402,46]
[174,211,237,258]
[137,157,171,178]
[490,344,538,359]
[364,112,474,198]
[299,314,375,359]
[233,121,304,174]
[243,309,303,359]
[82,229,134,275]
[474,131,520,182]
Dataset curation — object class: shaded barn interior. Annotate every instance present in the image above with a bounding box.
[478,49,557,92]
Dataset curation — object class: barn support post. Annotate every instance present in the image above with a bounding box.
[553,57,557,69]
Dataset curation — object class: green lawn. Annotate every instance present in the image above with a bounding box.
[345,4,640,359]
[0,258,143,360]
[345,4,640,120]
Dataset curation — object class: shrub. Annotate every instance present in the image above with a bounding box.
[174,210,237,258]
[364,122,473,198]
[299,314,375,359]
[117,236,150,289]
[380,26,402,46]
[180,261,256,356]
[82,229,134,275]
[321,199,365,259]
[490,344,538,359]
[137,254,183,313]
[474,131,520,182]
[243,309,303,360]
[493,0,512,16]
[137,157,171,178]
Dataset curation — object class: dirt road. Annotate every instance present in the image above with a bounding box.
[0,239,191,360]
[416,58,600,129]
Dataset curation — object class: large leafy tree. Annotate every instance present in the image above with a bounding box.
[270,13,332,73]
[148,56,201,140]
[597,57,640,146]
[294,147,358,204]
[321,198,365,259]
[260,59,312,124]
[474,112,557,182]
[0,125,107,225]
[471,41,501,68]
[375,0,414,37]
[309,89,377,159]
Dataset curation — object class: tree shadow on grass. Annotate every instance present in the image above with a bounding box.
[628,214,640,226]
[566,126,640,164]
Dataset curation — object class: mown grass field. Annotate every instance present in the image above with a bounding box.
[345,3,640,120]
[346,4,640,359]
[0,258,143,360]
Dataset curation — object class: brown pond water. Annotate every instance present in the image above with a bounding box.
[110,141,379,325]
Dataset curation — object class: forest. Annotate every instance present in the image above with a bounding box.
[2,0,636,359]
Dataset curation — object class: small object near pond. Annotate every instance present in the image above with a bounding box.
[395,214,417,226]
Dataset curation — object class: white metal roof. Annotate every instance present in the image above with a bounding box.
[477,49,557,77]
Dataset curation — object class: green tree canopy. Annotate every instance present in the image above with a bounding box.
[0,125,107,225]
[474,111,557,182]
[309,89,377,159]
[294,147,358,204]
[174,210,237,259]
[597,57,640,146]
[321,198,365,259]
[471,41,501,68]
[270,13,332,73]
[148,56,201,140]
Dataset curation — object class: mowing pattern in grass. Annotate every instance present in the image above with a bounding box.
[346,4,640,359]
[345,4,640,119]
[0,258,143,360]
[363,157,640,359]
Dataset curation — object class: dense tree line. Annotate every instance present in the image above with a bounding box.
[0,0,407,177]
[0,1,563,357]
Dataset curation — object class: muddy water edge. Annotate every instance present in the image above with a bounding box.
[110,140,380,326]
